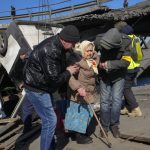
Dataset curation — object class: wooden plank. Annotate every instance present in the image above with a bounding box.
[0,121,19,137]
[0,125,23,143]
[3,141,15,150]
[0,117,20,138]
[120,133,150,144]
[0,118,19,124]
[0,132,21,150]
[0,122,40,150]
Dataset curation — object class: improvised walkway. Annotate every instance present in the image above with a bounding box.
[0,84,150,150]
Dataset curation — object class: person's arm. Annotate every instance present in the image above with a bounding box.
[107,59,130,70]
[69,75,86,97]
[69,75,82,91]
[100,50,131,71]
[40,50,78,88]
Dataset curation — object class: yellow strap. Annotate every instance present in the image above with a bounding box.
[128,35,134,47]
[128,34,143,61]
[121,56,132,62]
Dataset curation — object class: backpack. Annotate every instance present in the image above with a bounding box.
[128,34,143,61]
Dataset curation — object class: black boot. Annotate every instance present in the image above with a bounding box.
[23,115,32,133]
[76,133,93,144]
[65,132,76,141]
[110,126,120,138]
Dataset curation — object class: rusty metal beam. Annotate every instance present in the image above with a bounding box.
[120,133,150,144]
[0,0,111,21]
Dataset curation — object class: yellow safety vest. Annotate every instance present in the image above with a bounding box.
[127,58,140,70]
[121,55,140,69]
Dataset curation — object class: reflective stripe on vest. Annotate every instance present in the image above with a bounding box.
[128,58,140,70]
[121,55,140,69]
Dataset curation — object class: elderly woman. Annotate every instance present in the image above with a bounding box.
[65,40,99,144]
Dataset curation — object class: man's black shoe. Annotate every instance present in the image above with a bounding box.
[65,132,76,141]
[76,133,93,144]
[111,126,120,138]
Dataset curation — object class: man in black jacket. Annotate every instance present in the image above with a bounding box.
[22,25,80,150]
[97,28,131,138]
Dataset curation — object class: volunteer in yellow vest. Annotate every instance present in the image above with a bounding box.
[120,24,143,117]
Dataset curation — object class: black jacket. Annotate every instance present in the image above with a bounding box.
[23,35,71,93]
[99,34,131,83]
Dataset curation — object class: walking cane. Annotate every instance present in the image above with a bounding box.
[84,96,112,148]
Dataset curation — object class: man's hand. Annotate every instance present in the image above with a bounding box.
[77,87,86,97]
[18,82,24,90]
[66,65,79,75]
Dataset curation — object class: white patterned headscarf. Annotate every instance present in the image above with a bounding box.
[74,40,98,74]
[74,40,95,57]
